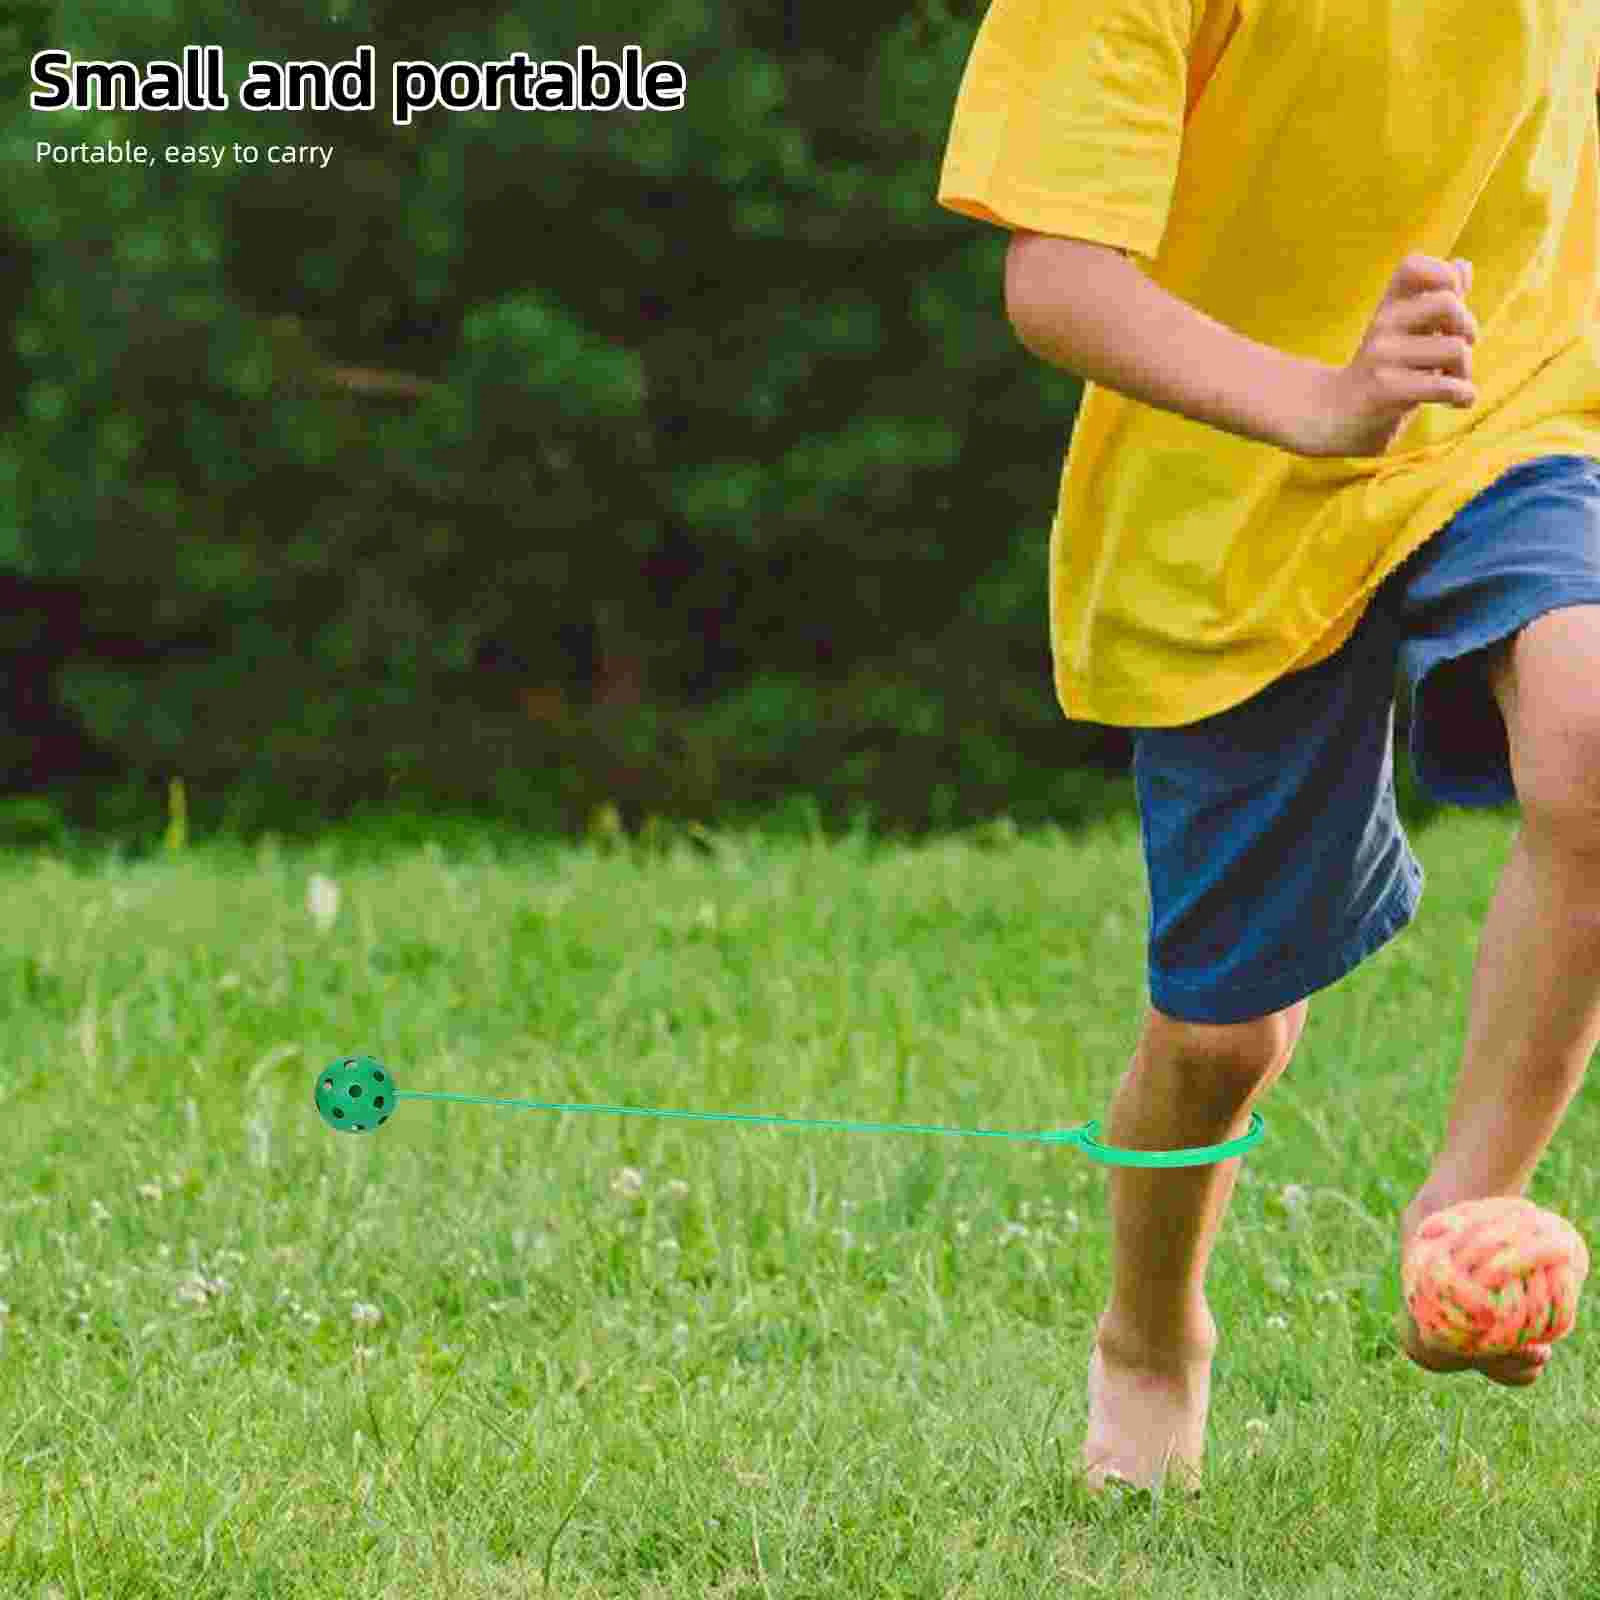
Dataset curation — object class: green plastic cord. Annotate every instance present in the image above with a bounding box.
[315,1058,1265,1167]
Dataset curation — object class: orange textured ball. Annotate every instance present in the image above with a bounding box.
[1402,1197,1589,1356]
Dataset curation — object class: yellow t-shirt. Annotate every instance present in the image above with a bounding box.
[938,0,1600,727]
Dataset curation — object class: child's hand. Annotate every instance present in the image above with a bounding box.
[1300,254,1478,458]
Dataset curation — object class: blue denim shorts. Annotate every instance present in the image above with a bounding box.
[1132,453,1600,1025]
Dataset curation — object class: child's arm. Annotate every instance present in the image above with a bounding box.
[1006,232,1478,459]
[1005,230,1331,456]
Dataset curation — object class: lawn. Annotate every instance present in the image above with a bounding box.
[2,807,1597,1597]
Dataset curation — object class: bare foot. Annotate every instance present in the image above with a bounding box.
[1081,1312,1214,1496]
[1395,1303,1550,1386]
[1398,1208,1553,1387]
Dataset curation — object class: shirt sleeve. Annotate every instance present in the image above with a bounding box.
[936,0,1197,262]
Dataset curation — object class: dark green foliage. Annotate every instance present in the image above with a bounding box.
[9,2,1446,848]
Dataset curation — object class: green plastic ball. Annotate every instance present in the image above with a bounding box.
[316,1056,398,1133]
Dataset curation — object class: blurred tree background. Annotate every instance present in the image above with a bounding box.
[0,0,1445,852]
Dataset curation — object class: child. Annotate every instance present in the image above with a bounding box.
[938,0,1600,1494]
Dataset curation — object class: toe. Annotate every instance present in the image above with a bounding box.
[1474,1342,1551,1386]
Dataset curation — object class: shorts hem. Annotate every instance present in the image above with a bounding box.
[1410,586,1600,808]
[1147,858,1423,1025]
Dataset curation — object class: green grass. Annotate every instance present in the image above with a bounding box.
[3,808,1599,1598]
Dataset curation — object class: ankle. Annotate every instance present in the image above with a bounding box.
[1401,1189,1450,1251]
[1400,1184,1525,1250]
[1097,1303,1218,1369]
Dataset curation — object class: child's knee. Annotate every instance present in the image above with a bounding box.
[1142,998,1308,1092]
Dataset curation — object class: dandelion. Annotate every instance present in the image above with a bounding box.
[610,1167,644,1199]
[307,874,341,932]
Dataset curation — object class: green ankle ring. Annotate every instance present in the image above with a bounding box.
[1052,1110,1266,1167]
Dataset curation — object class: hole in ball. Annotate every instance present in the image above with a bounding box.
[373,1070,385,1081]
[379,1115,389,1125]
[374,1096,385,1108]
[333,1107,344,1119]
[323,1079,333,1091]
[348,1085,363,1098]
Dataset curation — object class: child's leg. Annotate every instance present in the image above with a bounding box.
[1081,1003,1303,1493]
[1401,610,1600,1375]
[1099,591,1411,1492]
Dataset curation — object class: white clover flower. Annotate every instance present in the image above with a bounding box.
[175,1274,225,1306]
[1280,1184,1309,1211]
[350,1301,382,1328]
[1264,1314,1289,1331]
[307,874,341,932]
[610,1167,644,1199]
